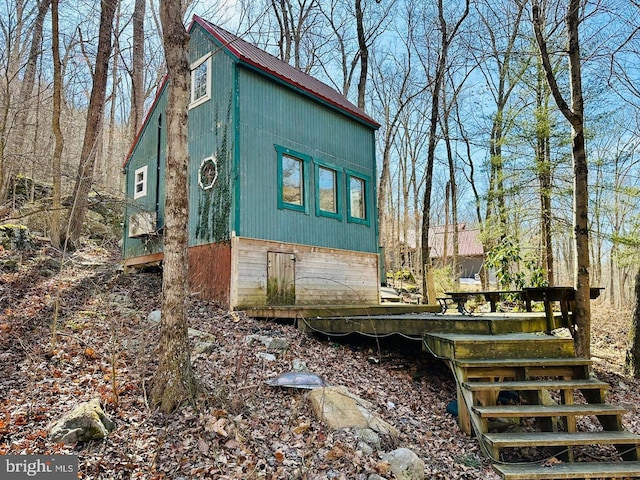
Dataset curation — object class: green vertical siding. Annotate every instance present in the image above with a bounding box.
[122,84,168,260]
[124,23,378,263]
[237,68,378,253]
[188,26,235,246]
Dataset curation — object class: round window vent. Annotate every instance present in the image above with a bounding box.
[198,157,218,190]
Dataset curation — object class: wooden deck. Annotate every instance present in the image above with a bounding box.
[244,306,564,338]
[241,303,440,320]
[243,302,640,480]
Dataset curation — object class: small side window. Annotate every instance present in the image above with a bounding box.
[134,165,148,199]
[346,171,370,226]
[190,54,211,108]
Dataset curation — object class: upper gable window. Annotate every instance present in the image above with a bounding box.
[134,165,148,199]
[190,54,211,108]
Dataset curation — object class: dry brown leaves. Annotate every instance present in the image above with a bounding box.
[1,244,638,479]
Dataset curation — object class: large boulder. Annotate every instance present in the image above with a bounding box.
[49,398,115,444]
[0,224,33,250]
[381,448,425,480]
[308,386,398,437]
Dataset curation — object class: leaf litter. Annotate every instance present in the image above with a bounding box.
[1,243,638,479]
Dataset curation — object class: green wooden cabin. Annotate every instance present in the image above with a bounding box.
[122,16,381,309]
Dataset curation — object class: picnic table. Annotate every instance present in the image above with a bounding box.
[441,287,604,331]
[441,290,526,314]
[522,286,604,331]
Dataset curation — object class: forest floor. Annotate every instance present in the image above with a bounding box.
[1,242,639,479]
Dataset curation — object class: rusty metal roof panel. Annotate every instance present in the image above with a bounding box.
[192,15,379,129]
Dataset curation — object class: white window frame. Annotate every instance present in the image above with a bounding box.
[189,53,212,109]
[133,165,148,199]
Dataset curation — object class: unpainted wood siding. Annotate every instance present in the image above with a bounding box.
[230,237,380,308]
[122,83,168,261]
[236,68,378,253]
[188,25,236,246]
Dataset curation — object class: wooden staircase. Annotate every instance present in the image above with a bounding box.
[423,331,640,480]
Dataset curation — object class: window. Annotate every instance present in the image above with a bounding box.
[318,167,336,212]
[190,54,211,108]
[276,145,310,213]
[133,165,148,199]
[314,160,342,220]
[282,155,303,205]
[346,171,370,225]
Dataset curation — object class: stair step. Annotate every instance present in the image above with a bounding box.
[472,403,626,419]
[424,333,575,360]
[454,358,592,368]
[484,431,640,449]
[494,461,640,479]
[454,358,592,380]
[463,378,608,392]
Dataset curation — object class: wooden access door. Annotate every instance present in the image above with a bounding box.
[267,252,296,305]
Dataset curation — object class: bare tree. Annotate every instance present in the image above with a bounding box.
[270,0,320,69]
[533,0,591,357]
[11,0,51,192]
[370,19,427,275]
[66,0,119,246]
[50,0,63,248]
[534,55,555,285]
[471,0,529,288]
[419,0,470,304]
[150,0,198,413]
[130,0,146,140]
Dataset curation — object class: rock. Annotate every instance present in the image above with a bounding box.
[148,310,161,323]
[292,358,307,372]
[0,258,19,272]
[246,334,289,351]
[355,428,381,449]
[381,448,425,480]
[0,224,33,250]
[368,475,386,480]
[193,341,216,355]
[256,352,277,362]
[49,398,115,444]
[147,310,216,355]
[358,441,374,456]
[308,386,398,436]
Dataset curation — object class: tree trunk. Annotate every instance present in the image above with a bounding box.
[355,0,367,110]
[130,0,146,141]
[625,269,640,378]
[533,0,591,358]
[420,0,469,304]
[66,0,118,247]
[150,0,198,413]
[11,0,51,188]
[535,58,554,285]
[50,0,63,249]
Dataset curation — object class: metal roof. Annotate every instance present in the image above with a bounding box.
[428,224,484,258]
[192,15,379,129]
